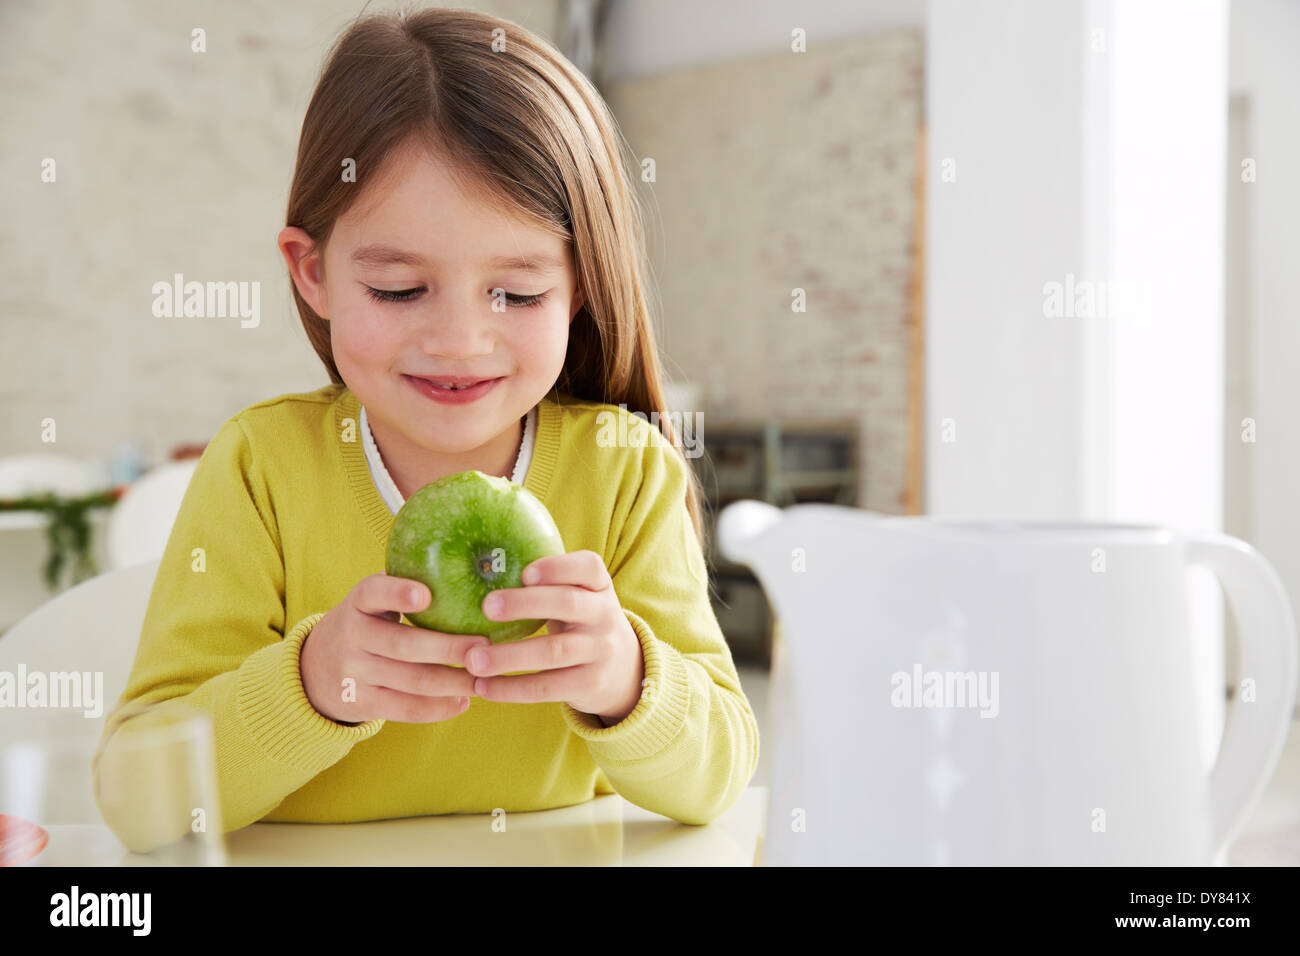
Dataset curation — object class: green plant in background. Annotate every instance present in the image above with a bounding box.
[0,490,119,591]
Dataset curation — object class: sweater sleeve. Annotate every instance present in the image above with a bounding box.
[558,432,760,825]
[92,417,384,853]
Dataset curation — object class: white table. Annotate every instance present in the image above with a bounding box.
[27,786,768,867]
[1226,716,1300,866]
[19,714,1300,866]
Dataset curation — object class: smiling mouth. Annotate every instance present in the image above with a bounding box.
[403,375,508,405]
[409,376,501,390]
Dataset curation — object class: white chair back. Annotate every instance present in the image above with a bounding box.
[0,559,159,748]
[106,460,198,570]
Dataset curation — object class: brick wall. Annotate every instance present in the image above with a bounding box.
[605,27,924,513]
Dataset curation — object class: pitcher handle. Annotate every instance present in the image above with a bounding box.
[1186,532,1298,855]
[717,500,784,567]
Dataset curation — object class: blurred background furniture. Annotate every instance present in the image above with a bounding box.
[0,454,115,632]
[0,454,109,499]
[0,447,202,633]
[692,419,858,667]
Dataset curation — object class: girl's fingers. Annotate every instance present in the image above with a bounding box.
[475,663,590,704]
[365,620,490,666]
[365,685,474,724]
[523,550,611,591]
[357,652,479,699]
[484,584,599,628]
[466,630,599,677]
[353,573,430,619]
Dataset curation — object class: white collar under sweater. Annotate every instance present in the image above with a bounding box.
[359,404,537,515]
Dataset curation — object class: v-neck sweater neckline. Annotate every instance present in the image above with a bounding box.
[334,386,563,548]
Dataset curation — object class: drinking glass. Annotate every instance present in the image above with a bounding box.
[89,705,227,865]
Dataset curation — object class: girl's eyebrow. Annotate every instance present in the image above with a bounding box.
[350,243,563,273]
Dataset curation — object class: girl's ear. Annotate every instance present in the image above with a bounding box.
[569,283,585,322]
[278,226,329,320]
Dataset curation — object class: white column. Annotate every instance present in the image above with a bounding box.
[927,0,1230,767]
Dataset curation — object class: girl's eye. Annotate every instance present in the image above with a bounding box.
[502,291,548,309]
[363,286,550,309]
[365,286,421,303]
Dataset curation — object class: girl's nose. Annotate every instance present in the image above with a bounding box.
[414,295,495,358]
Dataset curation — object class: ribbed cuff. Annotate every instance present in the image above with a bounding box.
[235,611,386,774]
[560,608,691,760]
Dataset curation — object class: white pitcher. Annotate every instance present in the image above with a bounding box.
[719,502,1297,866]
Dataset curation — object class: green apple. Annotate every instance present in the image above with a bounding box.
[385,470,565,644]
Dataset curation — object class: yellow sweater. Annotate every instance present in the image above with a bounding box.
[93,384,759,852]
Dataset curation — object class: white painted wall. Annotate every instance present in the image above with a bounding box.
[602,0,925,81]
[1228,0,1300,706]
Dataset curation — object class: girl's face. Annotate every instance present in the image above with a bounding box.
[279,139,583,494]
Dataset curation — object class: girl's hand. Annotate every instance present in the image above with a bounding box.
[466,550,645,726]
[300,573,487,725]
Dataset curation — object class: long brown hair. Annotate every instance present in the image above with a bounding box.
[284,6,709,557]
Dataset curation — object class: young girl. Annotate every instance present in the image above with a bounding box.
[93,7,758,853]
